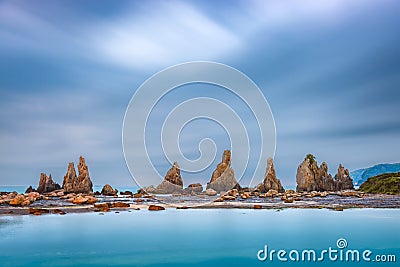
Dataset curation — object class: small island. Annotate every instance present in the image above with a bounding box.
[1,152,400,216]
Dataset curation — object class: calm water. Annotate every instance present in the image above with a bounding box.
[0,209,399,267]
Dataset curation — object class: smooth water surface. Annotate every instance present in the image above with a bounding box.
[0,209,399,267]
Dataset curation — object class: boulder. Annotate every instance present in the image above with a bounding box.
[185,183,203,193]
[94,203,110,212]
[148,205,165,211]
[207,150,240,192]
[101,184,118,196]
[334,164,354,191]
[259,158,284,193]
[9,194,25,206]
[205,188,217,196]
[37,173,61,194]
[110,202,130,208]
[62,156,93,194]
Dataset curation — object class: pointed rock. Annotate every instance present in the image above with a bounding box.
[334,164,354,191]
[207,150,240,192]
[260,158,284,193]
[37,173,61,194]
[164,162,183,187]
[62,156,93,194]
[154,162,184,194]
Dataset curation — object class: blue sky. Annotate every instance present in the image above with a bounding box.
[0,0,399,187]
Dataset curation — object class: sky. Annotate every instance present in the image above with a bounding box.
[0,0,399,188]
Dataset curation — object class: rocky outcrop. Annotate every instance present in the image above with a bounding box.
[25,186,36,194]
[259,158,284,193]
[153,162,184,194]
[164,162,183,187]
[207,150,240,192]
[296,154,354,192]
[101,184,118,196]
[185,183,203,193]
[37,173,61,194]
[62,156,93,194]
[296,154,335,192]
[334,164,354,191]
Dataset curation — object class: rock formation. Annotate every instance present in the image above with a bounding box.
[62,156,93,194]
[185,183,203,193]
[164,162,183,187]
[259,158,284,193]
[101,184,118,196]
[207,150,240,192]
[25,186,36,194]
[153,162,184,194]
[37,173,61,194]
[296,154,335,192]
[296,154,354,192]
[334,164,354,191]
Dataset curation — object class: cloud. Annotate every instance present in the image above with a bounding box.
[88,1,242,71]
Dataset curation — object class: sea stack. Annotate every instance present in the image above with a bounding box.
[296,154,354,192]
[207,150,240,193]
[296,154,335,192]
[334,164,354,191]
[62,156,93,194]
[37,173,61,194]
[259,158,284,193]
[154,162,184,194]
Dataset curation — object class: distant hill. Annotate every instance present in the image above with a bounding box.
[350,163,400,186]
[359,172,400,194]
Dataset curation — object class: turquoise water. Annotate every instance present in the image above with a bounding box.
[0,209,399,266]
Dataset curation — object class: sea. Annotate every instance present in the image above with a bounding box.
[0,207,399,267]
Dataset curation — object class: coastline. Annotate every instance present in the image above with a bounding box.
[1,192,400,216]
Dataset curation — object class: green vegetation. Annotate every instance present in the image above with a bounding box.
[305,154,316,164]
[359,172,400,195]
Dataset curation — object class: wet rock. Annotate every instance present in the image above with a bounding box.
[28,208,50,215]
[207,150,240,192]
[71,195,89,204]
[259,158,285,193]
[9,194,25,206]
[86,196,98,204]
[62,156,93,194]
[52,209,66,215]
[205,188,217,196]
[120,191,133,196]
[110,202,130,208]
[254,204,262,209]
[101,184,118,196]
[37,173,61,194]
[94,203,110,212]
[148,205,165,211]
[266,189,279,197]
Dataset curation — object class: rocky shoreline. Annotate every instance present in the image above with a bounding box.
[1,152,399,216]
[1,188,400,216]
